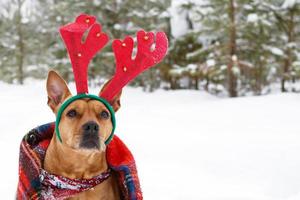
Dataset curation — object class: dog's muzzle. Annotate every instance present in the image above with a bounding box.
[80,121,100,149]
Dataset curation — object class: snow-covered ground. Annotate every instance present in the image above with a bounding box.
[1,81,300,199]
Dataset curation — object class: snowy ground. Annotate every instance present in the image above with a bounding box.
[1,81,300,199]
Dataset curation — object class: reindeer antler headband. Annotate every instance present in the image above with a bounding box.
[55,13,168,144]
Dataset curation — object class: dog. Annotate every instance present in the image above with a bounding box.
[17,13,167,200]
[44,70,121,199]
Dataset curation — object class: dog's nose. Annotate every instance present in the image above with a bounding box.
[82,121,99,132]
[81,121,100,149]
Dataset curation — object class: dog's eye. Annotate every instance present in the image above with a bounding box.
[66,109,77,118]
[100,110,110,119]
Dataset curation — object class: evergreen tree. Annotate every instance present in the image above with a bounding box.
[272,0,300,92]
[198,0,254,97]
[167,1,204,90]
[236,1,277,95]
[1,0,299,97]
[249,0,300,92]
[0,0,41,84]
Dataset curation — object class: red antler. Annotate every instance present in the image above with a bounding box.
[100,30,168,102]
[60,14,109,94]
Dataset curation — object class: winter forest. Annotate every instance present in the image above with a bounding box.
[2,0,300,199]
[0,0,299,97]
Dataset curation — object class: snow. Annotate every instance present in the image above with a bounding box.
[270,47,285,57]
[282,0,299,9]
[170,1,189,37]
[232,66,240,75]
[220,64,227,70]
[264,45,285,57]
[206,59,216,67]
[113,24,122,30]
[169,64,187,76]
[1,81,300,199]
[247,13,259,23]
[232,54,238,62]
[187,63,197,69]
[170,0,205,37]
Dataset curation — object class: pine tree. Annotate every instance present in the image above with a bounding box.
[275,0,300,92]
[167,1,204,90]
[34,0,83,82]
[0,0,41,84]
[198,0,243,96]
[237,1,277,95]
[252,0,300,92]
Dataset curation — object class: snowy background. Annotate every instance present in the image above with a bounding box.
[1,80,300,199]
[1,0,300,199]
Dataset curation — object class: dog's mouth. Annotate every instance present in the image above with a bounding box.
[79,133,100,149]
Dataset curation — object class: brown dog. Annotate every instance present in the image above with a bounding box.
[44,70,121,199]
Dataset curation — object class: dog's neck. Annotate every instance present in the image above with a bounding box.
[44,135,108,179]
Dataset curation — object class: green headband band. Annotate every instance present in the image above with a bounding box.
[55,93,116,145]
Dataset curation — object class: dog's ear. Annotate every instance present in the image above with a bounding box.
[99,79,122,112]
[46,70,71,113]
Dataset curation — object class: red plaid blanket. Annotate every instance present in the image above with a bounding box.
[17,122,142,200]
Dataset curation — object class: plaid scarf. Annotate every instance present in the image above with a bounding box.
[17,122,142,200]
[39,168,111,199]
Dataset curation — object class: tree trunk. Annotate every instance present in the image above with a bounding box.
[195,77,199,90]
[186,12,193,30]
[149,69,155,92]
[256,62,263,95]
[227,0,238,97]
[16,0,24,84]
[255,25,264,95]
[205,75,209,91]
[281,8,295,92]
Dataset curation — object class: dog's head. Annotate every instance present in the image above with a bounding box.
[46,70,121,151]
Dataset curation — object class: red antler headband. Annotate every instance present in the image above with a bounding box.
[56,13,168,144]
[60,13,168,102]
